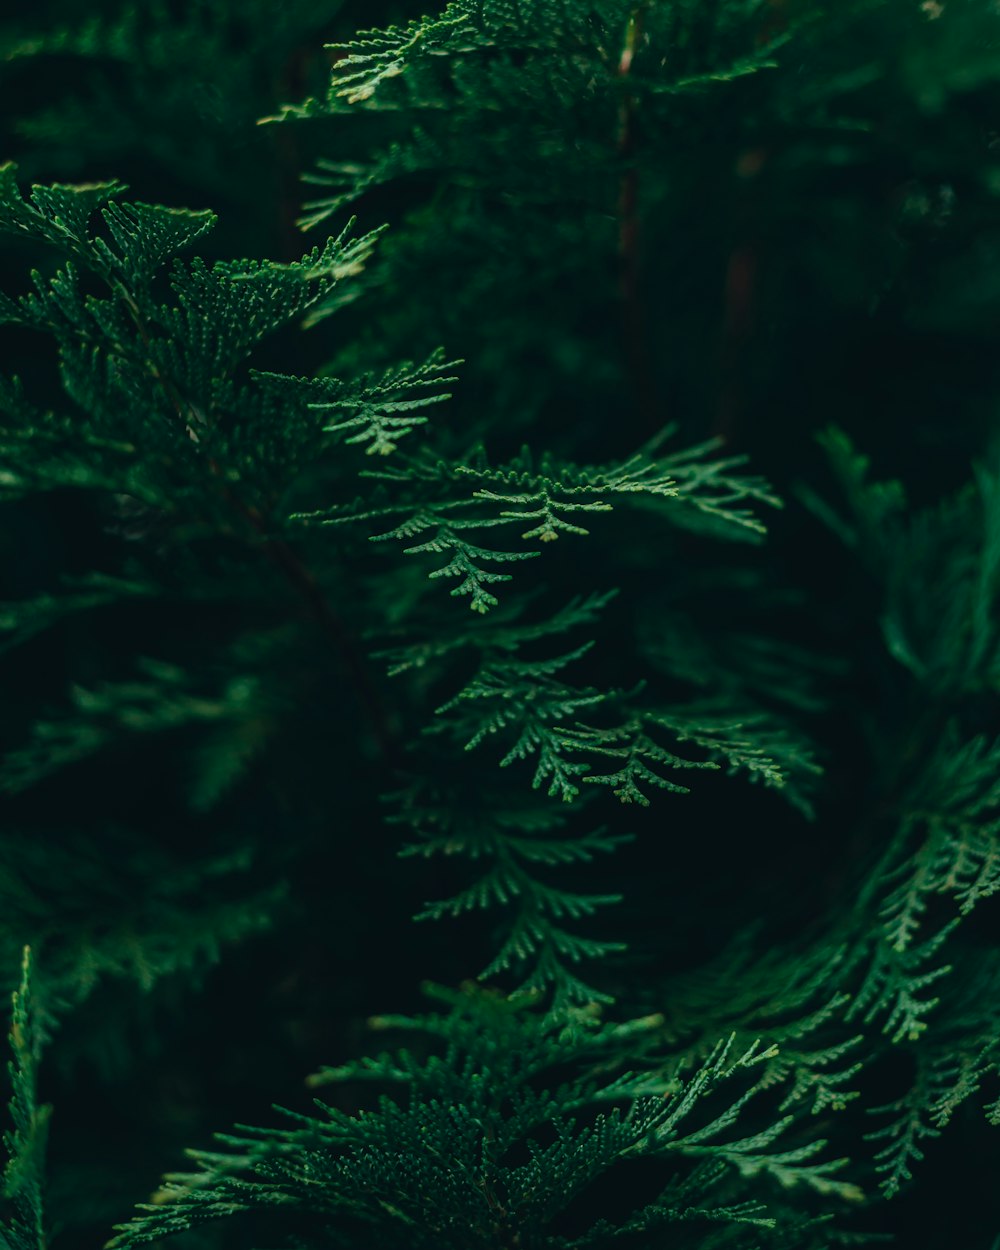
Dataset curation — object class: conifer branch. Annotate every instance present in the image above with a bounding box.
[1,4,999,1246]
[0,170,399,764]
[113,269,399,764]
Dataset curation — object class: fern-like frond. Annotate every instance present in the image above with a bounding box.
[111,989,860,1250]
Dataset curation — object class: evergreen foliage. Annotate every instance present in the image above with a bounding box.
[111,987,863,1250]
[2,950,49,1250]
[0,0,998,1247]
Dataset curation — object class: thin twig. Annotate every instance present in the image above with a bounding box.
[713,0,792,442]
[714,234,760,445]
[616,7,658,434]
[223,488,398,763]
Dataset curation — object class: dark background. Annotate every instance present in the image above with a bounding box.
[0,1,997,1246]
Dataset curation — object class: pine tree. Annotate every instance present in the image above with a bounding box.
[0,1,998,1247]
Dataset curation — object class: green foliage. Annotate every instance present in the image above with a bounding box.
[0,0,999,1247]
[0,158,803,1024]
[302,435,778,611]
[2,950,49,1250]
[397,779,629,1010]
[0,835,284,1047]
[0,163,444,1067]
[0,0,348,216]
[0,161,388,514]
[259,349,459,457]
[110,987,860,1250]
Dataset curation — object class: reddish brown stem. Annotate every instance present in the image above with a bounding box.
[714,238,761,445]
[712,1,792,442]
[221,484,399,765]
[616,8,658,434]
